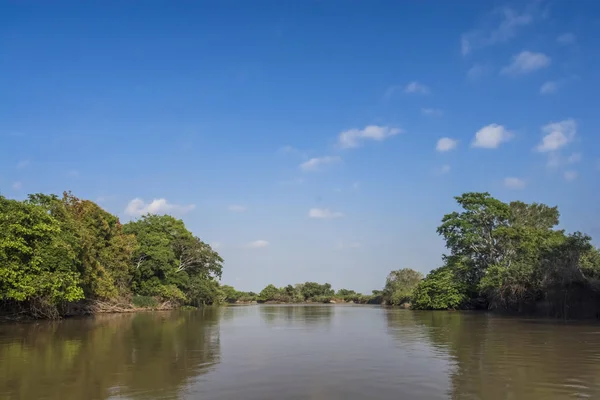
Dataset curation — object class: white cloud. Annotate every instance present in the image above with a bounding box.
[535,119,576,152]
[422,108,443,117]
[461,6,534,55]
[12,181,22,190]
[125,198,196,217]
[211,241,222,250]
[16,159,30,169]
[337,125,401,149]
[504,177,526,189]
[299,156,341,171]
[564,170,578,181]
[501,51,550,75]
[557,32,576,45]
[228,204,247,212]
[467,64,492,81]
[308,208,344,219]
[67,169,80,177]
[352,181,360,190]
[245,240,269,249]
[436,137,458,152]
[404,81,430,94]
[472,124,513,148]
[540,81,557,94]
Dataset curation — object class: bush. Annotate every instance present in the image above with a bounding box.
[411,267,467,310]
[312,295,332,303]
[132,295,158,308]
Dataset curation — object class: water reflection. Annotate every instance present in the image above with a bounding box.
[260,304,334,327]
[0,309,221,400]
[3,307,600,400]
[409,312,600,400]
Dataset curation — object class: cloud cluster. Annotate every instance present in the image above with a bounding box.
[436,137,458,152]
[245,240,269,249]
[501,51,550,75]
[125,198,196,217]
[461,6,535,55]
[337,125,401,149]
[300,156,341,171]
[535,119,576,152]
[472,124,513,148]
[308,208,344,219]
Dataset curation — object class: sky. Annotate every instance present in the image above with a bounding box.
[1,0,600,293]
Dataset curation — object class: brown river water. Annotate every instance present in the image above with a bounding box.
[1,305,600,400]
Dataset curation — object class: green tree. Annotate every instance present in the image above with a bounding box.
[259,284,280,302]
[300,282,334,301]
[123,214,222,304]
[29,192,137,300]
[437,192,511,287]
[382,268,423,305]
[0,196,83,317]
[412,266,467,310]
[221,285,239,303]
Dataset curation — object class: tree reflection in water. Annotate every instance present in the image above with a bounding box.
[259,304,334,327]
[388,311,600,400]
[0,309,221,400]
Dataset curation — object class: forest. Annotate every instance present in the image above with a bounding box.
[1,191,599,319]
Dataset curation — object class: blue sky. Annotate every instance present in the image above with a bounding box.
[2,0,599,293]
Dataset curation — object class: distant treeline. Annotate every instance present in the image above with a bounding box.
[226,192,600,319]
[2,191,599,319]
[221,282,384,304]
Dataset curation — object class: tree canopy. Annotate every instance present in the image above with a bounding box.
[413,192,600,317]
[0,192,224,317]
[382,268,423,306]
[2,190,598,319]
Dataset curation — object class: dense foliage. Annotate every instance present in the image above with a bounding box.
[382,268,423,305]
[219,282,382,304]
[0,192,223,318]
[412,192,600,317]
[2,190,598,319]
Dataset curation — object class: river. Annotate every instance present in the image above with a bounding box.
[1,305,600,399]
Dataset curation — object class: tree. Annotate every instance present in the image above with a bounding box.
[300,282,334,301]
[259,284,280,302]
[382,268,423,305]
[437,192,511,287]
[0,197,83,317]
[123,214,222,303]
[221,285,239,303]
[412,266,466,310]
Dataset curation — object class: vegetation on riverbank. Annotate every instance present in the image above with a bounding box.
[1,191,599,319]
[411,193,600,318]
[0,192,223,318]
[220,282,383,304]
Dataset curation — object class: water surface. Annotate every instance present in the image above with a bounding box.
[1,305,599,399]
